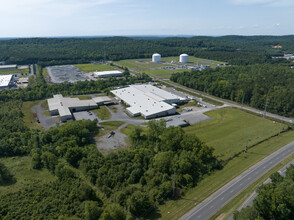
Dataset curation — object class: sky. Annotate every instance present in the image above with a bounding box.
[0,0,293,37]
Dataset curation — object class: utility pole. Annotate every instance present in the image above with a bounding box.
[263,97,270,118]
[245,131,251,153]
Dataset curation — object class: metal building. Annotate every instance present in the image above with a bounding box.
[0,65,17,70]
[93,70,123,78]
[0,75,14,90]
[179,54,189,63]
[111,84,187,119]
[152,53,161,63]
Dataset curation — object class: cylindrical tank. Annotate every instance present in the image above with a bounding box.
[179,54,189,63]
[152,53,161,62]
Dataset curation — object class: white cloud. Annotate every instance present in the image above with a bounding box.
[273,23,280,27]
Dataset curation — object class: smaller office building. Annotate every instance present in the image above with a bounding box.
[0,65,17,70]
[47,95,98,122]
[92,96,114,106]
[94,70,123,78]
[0,75,14,90]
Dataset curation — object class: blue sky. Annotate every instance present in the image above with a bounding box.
[0,0,293,37]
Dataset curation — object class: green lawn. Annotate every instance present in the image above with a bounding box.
[156,129,294,220]
[22,100,43,129]
[93,106,111,120]
[0,68,30,76]
[75,63,117,72]
[184,108,287,161]
[96,121,125,139]
[0,156,56,196]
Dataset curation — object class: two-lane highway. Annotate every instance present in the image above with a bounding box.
[180,141,294,220]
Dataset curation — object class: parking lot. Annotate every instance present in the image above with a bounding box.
[46,65,88,83]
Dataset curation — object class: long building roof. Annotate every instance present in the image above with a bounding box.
[0,75,13,87]
[94,70,123,77]
[111,84,185,118]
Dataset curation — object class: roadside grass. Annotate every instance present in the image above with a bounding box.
[184,108,288,161]
[0,68,30,76]
[210,153,294,220]
[0,156,56,196]
[75,63,116,72]
[40,100,50,116]
[155,129,294,220]
[22,100,43,129]
[92,106,111,120]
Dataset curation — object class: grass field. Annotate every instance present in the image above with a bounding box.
[42,68,49,77]
[0,68,30,76]
[184,108,287,161]
[96,121,125,139]
[0,156,56,196]
[155,129,294,220]
[22,100,43,129]
[93,106,111,120]
[75,63,117,72]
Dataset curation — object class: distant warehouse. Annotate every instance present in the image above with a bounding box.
[112,84,187,119]
[94,70,123,78]
[0,65,17,70]
[0,75,15,90]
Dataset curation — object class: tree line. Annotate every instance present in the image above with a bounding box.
[171,64,294,117]
[0,35,293,66]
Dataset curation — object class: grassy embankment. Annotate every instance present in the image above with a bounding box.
[92,106,111,120]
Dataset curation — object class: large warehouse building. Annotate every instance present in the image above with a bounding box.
[0,75,14,90]
[94,70,123,78]
[112,84,187,119]
[47,95,98,122]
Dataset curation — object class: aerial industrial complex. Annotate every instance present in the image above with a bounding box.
[112,84,187,119]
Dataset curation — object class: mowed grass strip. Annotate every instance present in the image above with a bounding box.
[0,156,56,196]
[184,108,287,161]
[156,129,294,220]
[75,63,116,72]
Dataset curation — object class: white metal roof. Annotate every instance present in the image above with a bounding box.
[0,65,17,69]
[47,94,97,117]
[111,84,184,118]
[94,70,123,77]
[92,96,113,104]
[0,75,13,87]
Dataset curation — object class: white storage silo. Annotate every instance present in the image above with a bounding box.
[179,54,189,63]
[152,53,161,63]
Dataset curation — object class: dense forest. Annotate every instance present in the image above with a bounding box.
[0,35,294,66]
[171,64,294,117]
[234,165,294,220]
